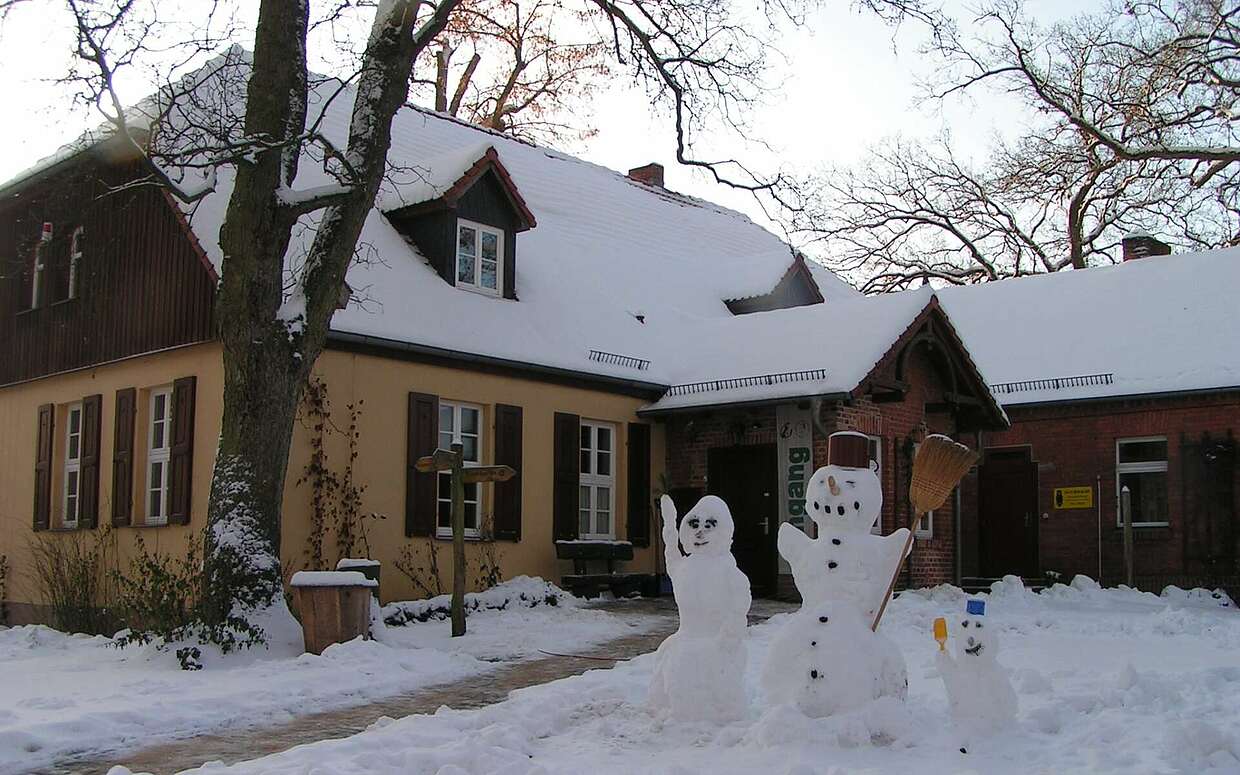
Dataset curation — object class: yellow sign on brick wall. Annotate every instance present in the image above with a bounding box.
[1054,486,1094,509]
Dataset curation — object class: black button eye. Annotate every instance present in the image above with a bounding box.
[854,501,860,510]
[818,615,829,623]
[810,640,817,646]
[705,519,716,528]
[810,669,819,679]
[812,501,819,510]
[962,621,969,628]
[828,561,838,569]
[836,505,845,515]
[831,538,841,546]
[976,623,984,629]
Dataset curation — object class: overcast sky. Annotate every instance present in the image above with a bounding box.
[0,0,1088,228]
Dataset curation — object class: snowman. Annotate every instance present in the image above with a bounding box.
[936,599,1017,732]
[761,601,897,717]
[777,431,911,620]
[649,494,751,722]
[763,432,909,715]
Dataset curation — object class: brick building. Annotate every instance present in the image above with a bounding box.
[941,238,1240,597]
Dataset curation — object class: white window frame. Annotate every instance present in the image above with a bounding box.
[867,434,883,535]
[455,218,504,297]
[68,226,84,300]
[437,401,483,538]
[62,402,83,528]
[579,420,616,540]
[1116,436,1169,527]
[146,387,173,526]
[912,440,934,539]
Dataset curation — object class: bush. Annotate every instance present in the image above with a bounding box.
[29,530,120,635]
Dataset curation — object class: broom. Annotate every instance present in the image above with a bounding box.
[870,434,978,631]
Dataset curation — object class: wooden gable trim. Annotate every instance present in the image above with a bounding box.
[852,296,1007,429]
[388,148,537,231]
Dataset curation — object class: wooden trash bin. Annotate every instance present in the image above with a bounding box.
[290,570,378,655]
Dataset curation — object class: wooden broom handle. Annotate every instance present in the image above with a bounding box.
[871,513,919,632]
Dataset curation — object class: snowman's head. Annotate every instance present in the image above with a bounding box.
[806,464,882,533]
[678,495,734,557]
[955,609,998,661]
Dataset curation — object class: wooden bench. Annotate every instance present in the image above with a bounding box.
[554,540,644,598]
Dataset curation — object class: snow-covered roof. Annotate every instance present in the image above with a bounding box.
[937,248,1240,406]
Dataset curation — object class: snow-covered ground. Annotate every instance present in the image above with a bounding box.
[0,578,657,775]
[118,577,1240,775]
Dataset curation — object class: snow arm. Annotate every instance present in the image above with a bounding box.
[660,495,685,577]
[777,521,811,568]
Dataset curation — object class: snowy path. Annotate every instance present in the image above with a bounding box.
[1,582,664,775]
[110,580,1240,775]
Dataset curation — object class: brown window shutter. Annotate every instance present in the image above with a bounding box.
[112,387,136,526]
[406,392,439,537]
[33,403,54,531]
[553,412,580,541]
[493,404,523,541]
[168,376,197,525]
[626,423,652,547]
[78,394,103,529]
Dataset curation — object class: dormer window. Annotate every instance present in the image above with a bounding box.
[457,219,503,295]
[383,144,536,302]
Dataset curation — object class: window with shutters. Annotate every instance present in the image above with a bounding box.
[437,401,482,537]
[145,387,173,526]
[579,421,615,539]
[456,219,503,296]
[61,402,83,528]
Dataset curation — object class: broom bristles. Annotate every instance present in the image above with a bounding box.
[909,434,979,516]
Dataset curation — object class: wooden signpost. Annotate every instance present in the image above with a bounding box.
[415,443,514,637]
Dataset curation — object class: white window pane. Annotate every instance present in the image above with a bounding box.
[597,486,610,509]
[438,470,451,495]
[440,405,454,432]
[1121,470,1167,523]
[580,485,591,509]
[437,500,452,529]
[69,409,81,434]
[67,470,79,496]
[462,435,478,462]
[597,451,611,477]
[465,501,478,530]
[580,449,591,475]
[461,407,479,435]
[153,422,166,451]
[439,431,454,451]
[458,225,477,256]
[465,482,478,502]
[597,511,610,535]
[154,394,166,421]
[481,231,498,261]
[579,511,590,534]
[149,488,161,518]
[1119,439,1167,464]
[580,426,591,451]
[597,426,611,452]
[458,253,475,284]
[480,260,497,290]
[68,435,79,461]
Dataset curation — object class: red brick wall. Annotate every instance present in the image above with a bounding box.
[961,391,1240,595]
[665,340,966,591]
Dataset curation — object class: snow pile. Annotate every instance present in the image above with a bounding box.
[290,570,378,587]
[129,579,1240,775]
[381,576,576,626]
[0,584,652,774]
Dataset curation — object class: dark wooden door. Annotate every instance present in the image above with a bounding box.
[978,452,1039,577]
[708,444,778,596]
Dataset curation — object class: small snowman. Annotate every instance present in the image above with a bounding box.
[761,601,900,717]
[935,599,1018,733]
[649,494,751,722]
[777,431,911,620]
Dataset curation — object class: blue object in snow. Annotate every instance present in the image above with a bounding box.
[967,599,986,616]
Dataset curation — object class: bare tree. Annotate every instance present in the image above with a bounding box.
[414,0,610,143]
[50,0,929,645]
[797,0,1240,292]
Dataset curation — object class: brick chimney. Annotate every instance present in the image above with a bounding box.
[1121,232,1171,262]
[627,162,664,188]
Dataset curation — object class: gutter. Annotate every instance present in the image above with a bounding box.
[1000,384,1240,411]
[325,330,669,399]
[637,390,851,417]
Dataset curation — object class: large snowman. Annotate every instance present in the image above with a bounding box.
[762,431,909,716]
[649,494,751,722]
[936,599,1017,732]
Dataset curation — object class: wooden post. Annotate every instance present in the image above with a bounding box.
[415,449,515,639]
[1121,484,1134,587]
[450,442,466,637]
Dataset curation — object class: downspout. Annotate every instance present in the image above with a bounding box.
[1096,473,1103,583]
[954,486,963,586]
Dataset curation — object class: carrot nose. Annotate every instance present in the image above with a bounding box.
[828,475,840,496]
